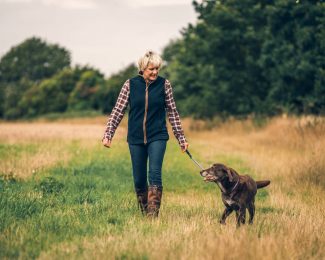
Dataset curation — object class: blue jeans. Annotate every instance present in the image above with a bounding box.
[128,140,167,190]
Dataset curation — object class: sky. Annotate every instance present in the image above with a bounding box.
[0,0,197,77]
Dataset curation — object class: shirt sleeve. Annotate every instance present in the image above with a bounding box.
[103,80,130,141]
[164,79,187,149]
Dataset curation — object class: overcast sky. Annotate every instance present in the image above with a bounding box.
[0,0,197,77]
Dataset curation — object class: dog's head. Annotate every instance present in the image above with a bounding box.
[200,163,237,183]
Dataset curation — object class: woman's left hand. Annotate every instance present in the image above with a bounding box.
[181,143,189,153]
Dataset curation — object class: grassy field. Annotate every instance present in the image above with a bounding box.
[1,116,325,259]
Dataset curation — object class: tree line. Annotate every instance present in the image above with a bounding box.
[0,0,324,120]
[0,37,137,119]
[162,0,324,118]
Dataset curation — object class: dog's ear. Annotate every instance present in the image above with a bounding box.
[226,168,235,182]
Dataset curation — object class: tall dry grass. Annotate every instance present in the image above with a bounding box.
[189,116,325,189]
[0,119,126,179]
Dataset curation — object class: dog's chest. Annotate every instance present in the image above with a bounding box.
[222,195,237,206]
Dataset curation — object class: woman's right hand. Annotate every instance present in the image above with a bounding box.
[181,142,189,153]
[102,138,111,148]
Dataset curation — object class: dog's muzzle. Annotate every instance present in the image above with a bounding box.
[200,170,218,182]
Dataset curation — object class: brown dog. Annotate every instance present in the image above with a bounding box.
[200,163,270,227]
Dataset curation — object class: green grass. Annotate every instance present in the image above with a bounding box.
[7,110,104,122]
[0,139,253,259]
[1,164,132,257]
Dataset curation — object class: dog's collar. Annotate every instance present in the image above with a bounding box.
[218,178,240,195]
[229,178,240,193]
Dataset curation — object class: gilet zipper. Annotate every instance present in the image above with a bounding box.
[143,80,151,144]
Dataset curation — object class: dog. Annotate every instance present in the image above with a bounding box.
[200,163,270,227]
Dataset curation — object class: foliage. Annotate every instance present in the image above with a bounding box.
[68,69,106,111]
[37,177,64,195]
[0,37,71,119]
[17,66,103,117]
[260,0,325,114]
[162,0,325,118]
[1,78,34,119]
[0,37,70,82]
[0,36,136,118]
[100,64,137,114]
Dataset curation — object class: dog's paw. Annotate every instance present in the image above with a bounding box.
[219,220,226,225]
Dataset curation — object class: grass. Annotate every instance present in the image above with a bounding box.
[0,115,325,259]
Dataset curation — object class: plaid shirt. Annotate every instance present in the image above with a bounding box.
[103,78,187,149]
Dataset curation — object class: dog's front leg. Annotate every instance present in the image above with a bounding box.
[220,207,233,225]
[236,207,246,227]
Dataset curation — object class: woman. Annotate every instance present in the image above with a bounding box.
[102,51,189,217]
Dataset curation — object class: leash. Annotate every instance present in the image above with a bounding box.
[185,150,204,170]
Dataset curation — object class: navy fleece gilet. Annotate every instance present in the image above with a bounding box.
[127,75,169,145]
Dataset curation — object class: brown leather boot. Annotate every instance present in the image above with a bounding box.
[147,185,163,218]
[135,187,148,215]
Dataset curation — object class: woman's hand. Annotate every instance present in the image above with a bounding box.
[102,138,111,148]
[181,142,189,153]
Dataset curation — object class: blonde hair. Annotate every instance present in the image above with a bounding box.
[137,51,163,73]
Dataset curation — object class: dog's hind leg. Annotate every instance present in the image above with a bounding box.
[248,202,255,224]
[220,207,233,225]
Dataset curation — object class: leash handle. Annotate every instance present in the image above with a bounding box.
[185,150,192,158]
[185,149,205,170]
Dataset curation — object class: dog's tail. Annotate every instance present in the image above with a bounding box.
[256,180,271,189]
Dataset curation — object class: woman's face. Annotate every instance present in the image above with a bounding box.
[143,63,159,82]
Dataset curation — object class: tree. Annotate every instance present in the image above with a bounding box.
[18,66,100,117]
[101,64,137,114]
[163,0,271,118]
[0,37,71,83]
[0,37,71,118]
[162,0,325,118]
[68,69,106,111]
[19,68,75,116]
[2,78,33,119]
[261,0,325,114]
